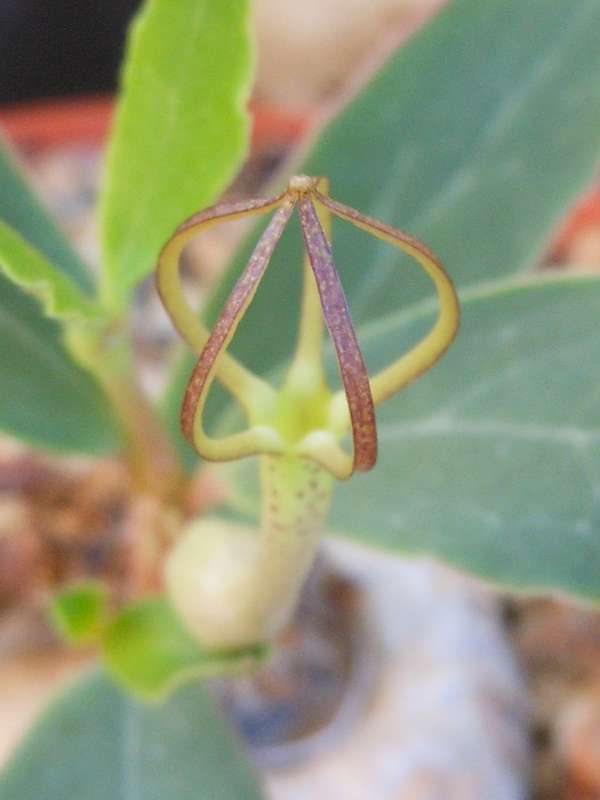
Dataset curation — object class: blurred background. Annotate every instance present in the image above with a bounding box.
[0,0,442,107]
[0,0,139,105]
[1,2,600,799]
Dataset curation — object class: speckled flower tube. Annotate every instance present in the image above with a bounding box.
[156,175,459,649]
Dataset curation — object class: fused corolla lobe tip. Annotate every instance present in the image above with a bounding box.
[288,175,321,197]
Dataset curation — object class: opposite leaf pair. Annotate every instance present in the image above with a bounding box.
[157,176,460,480]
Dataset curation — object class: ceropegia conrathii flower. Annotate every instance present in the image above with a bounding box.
[156,175,460,648]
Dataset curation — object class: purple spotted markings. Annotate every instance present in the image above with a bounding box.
[296,196,376,471]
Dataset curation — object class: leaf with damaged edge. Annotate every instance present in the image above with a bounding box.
[0,221,102,321]
[0,142,119,453]
[0,139,92,292]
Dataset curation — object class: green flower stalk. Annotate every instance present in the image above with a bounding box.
[157,175,459,648]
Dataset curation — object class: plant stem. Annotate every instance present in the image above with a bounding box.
[65,321,185,499]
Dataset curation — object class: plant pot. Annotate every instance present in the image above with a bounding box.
[212,555,380,769]
[0,95,310,156]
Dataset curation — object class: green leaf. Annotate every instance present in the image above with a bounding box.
[0,142,118,454]
[100,0,254,308]
[102,597,267,700]
[0,221,102,321]
[0,139,93,293]
[0,670,265,800]
[50,582,108,645]
[162,0,600,600]
[0,276,120,454]
[329,275,600,602]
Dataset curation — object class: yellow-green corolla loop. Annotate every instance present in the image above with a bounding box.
[156,175,460,478]
[315,192,460,438]
[156,193,285,413]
